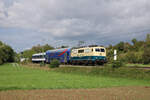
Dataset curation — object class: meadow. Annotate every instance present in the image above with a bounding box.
[0,63,150,91]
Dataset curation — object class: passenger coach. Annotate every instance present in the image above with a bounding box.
[32,53,46,63]
[46,48,71,64]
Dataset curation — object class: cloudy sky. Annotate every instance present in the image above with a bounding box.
[0,0,150,52]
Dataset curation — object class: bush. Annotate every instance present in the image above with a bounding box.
[40,62,45,67]
[111,60,124,68]
[0,58,3,65]
[49,59,60,68]
[0,41,15,64]
[20,60,28,65]
[142,48,150,64]
[121,51,143,64]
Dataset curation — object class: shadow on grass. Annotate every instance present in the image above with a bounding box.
[0,87,38,91]
[0,87,24,91]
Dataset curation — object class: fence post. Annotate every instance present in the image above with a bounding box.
[114,50,117,61]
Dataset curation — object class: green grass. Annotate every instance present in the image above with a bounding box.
[0,63,150,91]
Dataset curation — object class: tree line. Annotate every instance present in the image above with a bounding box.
[0,41,15,65]
[107,34,150,64]
[1,34,150,65]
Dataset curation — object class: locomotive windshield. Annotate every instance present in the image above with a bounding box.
[95,48,105,52]
[101,49,105,52]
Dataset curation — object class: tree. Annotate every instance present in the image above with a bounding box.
[145,34,150,47]
[146,34,150,42]
[124,42,132,52]
[0,41,3,46]
[132,38,137,45]
[60,45,69,48]
[22,49,36,61]
[0,41,15,64]
[21,44,54,62]
[115,41,125,52]
[43,44,54,51]
[32,44,54,53]
[142,47,150,64]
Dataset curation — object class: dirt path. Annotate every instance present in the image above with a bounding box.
[0,86,150,100]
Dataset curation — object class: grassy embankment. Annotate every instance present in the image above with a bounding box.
[0,63,150,91]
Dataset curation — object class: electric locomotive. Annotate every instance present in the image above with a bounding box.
[70,45,107,65]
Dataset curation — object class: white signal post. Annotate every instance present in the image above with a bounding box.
[114,50,117,61]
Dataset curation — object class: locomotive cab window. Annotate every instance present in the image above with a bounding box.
[101,48,105,52]
[78,49,84,53]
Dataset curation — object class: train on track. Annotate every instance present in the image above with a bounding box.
[32,45,107,65]
[32,53,46,63]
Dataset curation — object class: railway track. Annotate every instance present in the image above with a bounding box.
[61,65,150,70]
[26,63,150,70]
[60,64,104,68]
[128,66,150,69]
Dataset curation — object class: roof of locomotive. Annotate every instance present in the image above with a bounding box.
[72,45,105,49]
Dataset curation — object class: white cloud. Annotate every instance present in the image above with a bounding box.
[0,0,150,51]
[1,0,150,33]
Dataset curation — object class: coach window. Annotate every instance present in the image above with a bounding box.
[78,49,84,53]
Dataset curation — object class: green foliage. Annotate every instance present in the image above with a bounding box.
[40,62,45,67]
[54,65,150,80]
[132,38,137,45]
[0,41,3,46]
[107,34,150,64]
[106,48,114,63]
[60,45,69,48]
[49,59,60,68]
[14,53,20,63]
[114,41,125,51]
[142,47,150,64]
[32,44,54,53]
[22,49,36,62]
[0,58,3,65]
[0,41,15,64]
[20,60,28,65]
[145,34,150,47]
[22,44,54,61]
[111,60,124,68]
[125,52,143,63]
